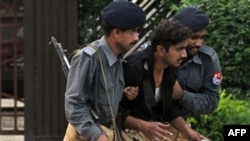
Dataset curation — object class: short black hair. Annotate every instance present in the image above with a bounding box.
[150,19,192,52]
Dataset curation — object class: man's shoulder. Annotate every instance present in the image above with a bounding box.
[198,45,218,61]
[82,46,97,56]
[81,42,101,57]
[126,49,145,62]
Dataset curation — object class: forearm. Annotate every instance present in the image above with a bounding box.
[124,115,148,131]
[180,89,219,114]
[169,117,190,136]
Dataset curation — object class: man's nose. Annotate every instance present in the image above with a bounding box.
[181,49,187,58]
[195,38,203,47]
[133,32,140,41]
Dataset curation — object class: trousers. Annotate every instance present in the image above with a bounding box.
[63,123,145,141]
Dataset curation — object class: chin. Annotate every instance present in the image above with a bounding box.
[190,49,199,55]
[174,63,181,67]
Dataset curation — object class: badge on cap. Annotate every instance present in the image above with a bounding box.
[212,72,223,85]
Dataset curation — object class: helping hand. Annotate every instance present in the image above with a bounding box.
[172,80,184,100]
[141,121,173,141]
[184,128,210,141]
[123,86,139,100]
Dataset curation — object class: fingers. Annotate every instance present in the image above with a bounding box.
[149,123,173,141]
[123,86,139,100]
[158,123,172,136]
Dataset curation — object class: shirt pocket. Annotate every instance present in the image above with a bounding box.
[99,78,114,103]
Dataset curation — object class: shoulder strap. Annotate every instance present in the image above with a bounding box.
[88,44,122,141]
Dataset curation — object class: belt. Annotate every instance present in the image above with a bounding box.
[87,105,113,128]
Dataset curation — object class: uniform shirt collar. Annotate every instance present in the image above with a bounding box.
[192,54,202,64]
[99,36,123,66]
[181,53,202,68]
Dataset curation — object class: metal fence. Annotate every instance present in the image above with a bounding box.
[0,0,164,138]
[0,0,24,135]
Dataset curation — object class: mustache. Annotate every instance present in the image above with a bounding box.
[187,45,200,49]
[178,58,185,62]
[130,41,137,46]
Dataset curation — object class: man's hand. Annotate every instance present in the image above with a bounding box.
[172,80,184,100]
[183,128,210,141]
[141,121,173,141]
[96,134,109,141]
[123,86,139,100]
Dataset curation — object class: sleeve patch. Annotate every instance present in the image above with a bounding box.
[82,47,96,56]
[212,72,223,85]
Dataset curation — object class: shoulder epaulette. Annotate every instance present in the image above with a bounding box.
[199,45,218,61]
[82,46,97,56]
[82,42,100,56]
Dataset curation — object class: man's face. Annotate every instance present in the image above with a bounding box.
[115,28,140,54]
[186,29,206,56]
[162,39,189,67]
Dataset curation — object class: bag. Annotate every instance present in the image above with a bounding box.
[121,130,145,141]
[63,123,146,141]
[63,123,114,141]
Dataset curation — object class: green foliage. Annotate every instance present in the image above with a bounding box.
[168,0,250,91]
[188,90,250,141]
[78,0,250,91]
[78,0,110,45]
[78,0,182,46]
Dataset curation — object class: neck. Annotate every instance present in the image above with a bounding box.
[105,36,121,57]
[153,54,167,88]
[153,65,164,88]
[153,53,169,71]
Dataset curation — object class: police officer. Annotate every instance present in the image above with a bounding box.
[63,1,145,141]
[172,6,223,118]
[166,7,222,141]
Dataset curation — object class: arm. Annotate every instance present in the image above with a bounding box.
[65,51,103,141]
[174,54,222,114]
[123,86,139,100]
[170,117,210,141]
[124,116,172,141]
[182,55,221,114]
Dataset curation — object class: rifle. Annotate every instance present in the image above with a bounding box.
[49,36,100,120]
[49,36,70,78]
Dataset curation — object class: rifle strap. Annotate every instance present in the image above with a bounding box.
[88,44,122,141]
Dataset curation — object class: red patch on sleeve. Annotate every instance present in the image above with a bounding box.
[212,72,223,85]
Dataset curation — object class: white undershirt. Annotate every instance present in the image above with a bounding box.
[155,87,161,103]
[144,63,161,103]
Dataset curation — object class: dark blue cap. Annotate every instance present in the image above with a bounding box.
[172,7,209,32]
[101,1,146,29]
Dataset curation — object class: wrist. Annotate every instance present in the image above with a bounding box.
[96,133,107,141]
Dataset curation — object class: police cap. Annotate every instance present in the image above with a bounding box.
[173,7,209,32]
[101,1,146,30]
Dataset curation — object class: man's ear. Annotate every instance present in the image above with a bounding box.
[113,28,121,36]
[156,45,166,56]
